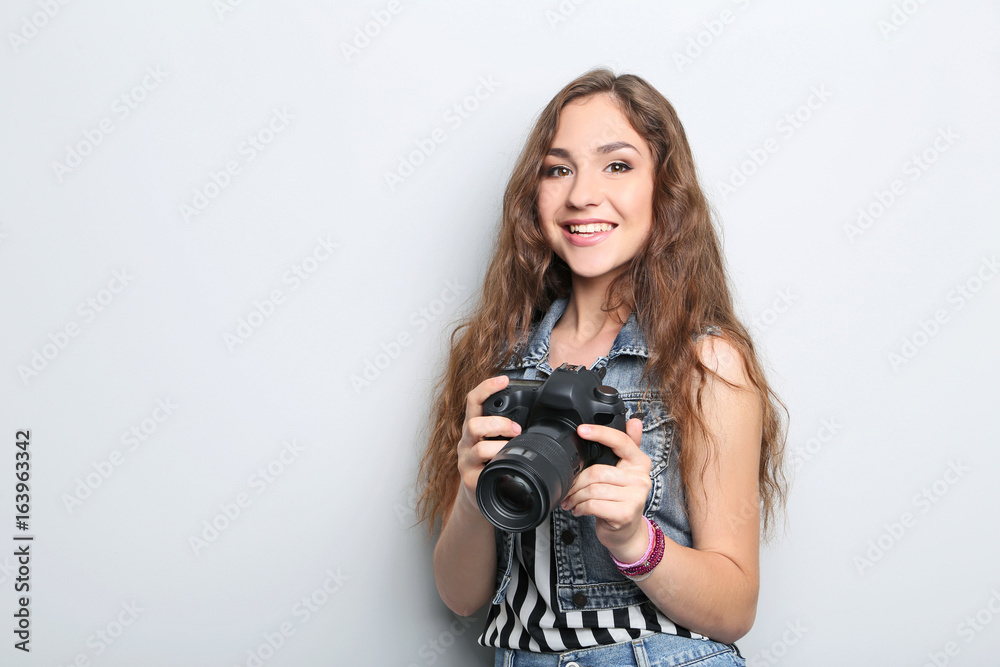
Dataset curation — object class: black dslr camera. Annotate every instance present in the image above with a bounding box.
[475,364,626,532]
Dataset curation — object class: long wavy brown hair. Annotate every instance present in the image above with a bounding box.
[417,68,787,539]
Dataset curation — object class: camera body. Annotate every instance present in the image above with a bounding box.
[475,363,626,532]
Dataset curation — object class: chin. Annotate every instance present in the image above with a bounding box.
[564,263,629,285]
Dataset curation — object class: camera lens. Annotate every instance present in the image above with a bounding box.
[495,474,534,514]
[476,429,577,532]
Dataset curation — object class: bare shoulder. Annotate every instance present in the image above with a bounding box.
[694,333,752,390]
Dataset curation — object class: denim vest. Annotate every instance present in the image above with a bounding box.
[492,297,696,613]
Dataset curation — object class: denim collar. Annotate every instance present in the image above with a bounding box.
[506,297,651,373]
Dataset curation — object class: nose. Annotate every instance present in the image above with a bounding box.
[565,168,602,209]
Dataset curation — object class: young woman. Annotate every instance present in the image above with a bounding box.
[418,69,787,666]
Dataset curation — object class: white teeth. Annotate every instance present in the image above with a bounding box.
[568,223,614,234]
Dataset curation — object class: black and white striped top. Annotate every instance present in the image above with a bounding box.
[479,516,701,651]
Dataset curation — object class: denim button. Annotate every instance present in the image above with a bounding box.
[565,662,581,667]
[561,529,575,544]
[571,592,587,608]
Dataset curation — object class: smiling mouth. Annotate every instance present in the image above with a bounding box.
[565,222,616,235]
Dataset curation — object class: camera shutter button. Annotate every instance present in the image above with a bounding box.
[594,385,618,404]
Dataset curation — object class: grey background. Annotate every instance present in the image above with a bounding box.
[2,1,999,665]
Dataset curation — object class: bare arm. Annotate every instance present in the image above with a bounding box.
[560,336,762,642]
[432,376,522,616]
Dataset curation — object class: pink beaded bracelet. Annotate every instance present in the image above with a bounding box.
[610,517,664,581]
[610,517,655,569]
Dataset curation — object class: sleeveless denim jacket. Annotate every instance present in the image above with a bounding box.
[491,297,705,613]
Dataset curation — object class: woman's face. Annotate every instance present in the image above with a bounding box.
[537,93,656,287]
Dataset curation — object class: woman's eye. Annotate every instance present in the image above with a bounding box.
[545,165,571,177]
[606,161,631,174]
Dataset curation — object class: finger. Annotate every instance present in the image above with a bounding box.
[465,375,510,420]
[565,462,627,495]
[562,468,646,511]
[459,438,513,488]
[466,414,522,443]
[566,499,636,526]
[625,417,643,448]
[577,419,647,466]
[562,488,644,528]
[462,438,509,468]
[562,480,620,509]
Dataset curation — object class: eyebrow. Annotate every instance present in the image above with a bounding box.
[546,141,642,158]
[597,141,641,155]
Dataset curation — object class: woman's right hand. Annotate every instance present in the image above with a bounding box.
[435,375,521,614]
[454,375,522,513]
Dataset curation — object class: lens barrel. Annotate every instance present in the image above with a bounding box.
[476,426,578,533]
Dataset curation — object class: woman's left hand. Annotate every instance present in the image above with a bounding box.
[559,418,652,562]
